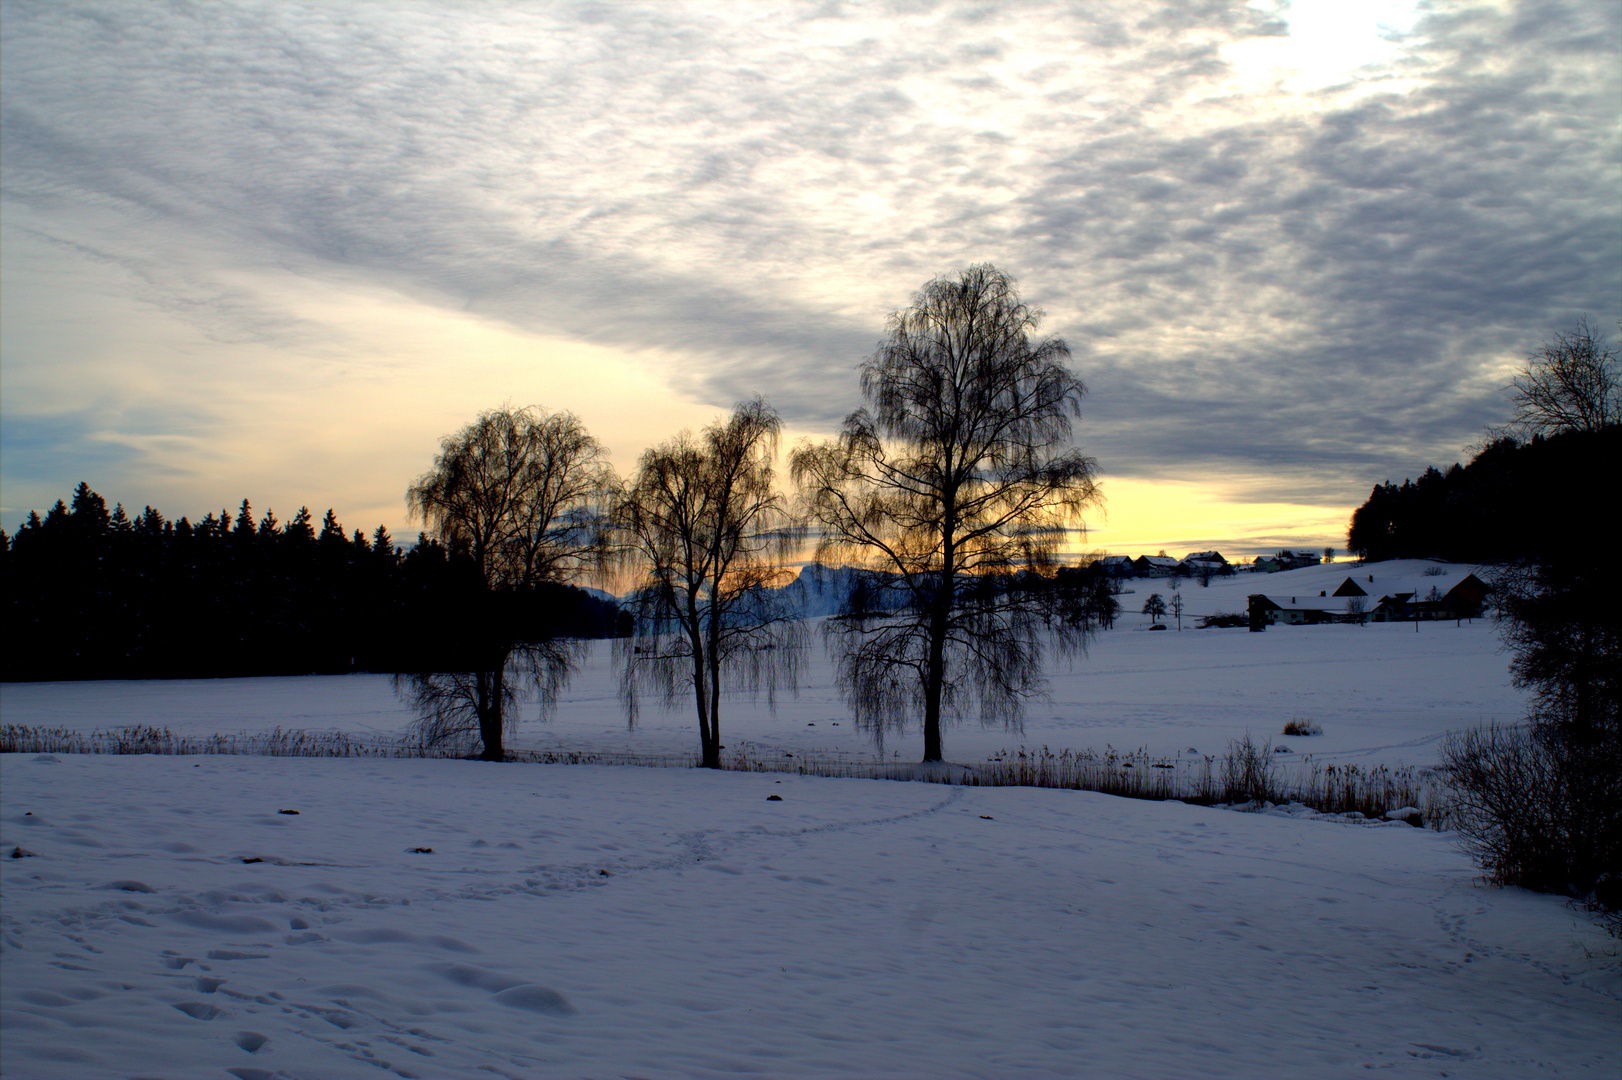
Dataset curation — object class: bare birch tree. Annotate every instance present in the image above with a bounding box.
[792,265,1101,762]
[614,399,804,768]
[400,406,612,760]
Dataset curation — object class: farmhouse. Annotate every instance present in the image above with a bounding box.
[1181,551,1231,578]
[1247,593,1342,626]
[1249,572,1490,627]
[1132,555,1181,577]
[1093,554,1135,577]
[1367,573,1490,622]
[1253,550,1323,573]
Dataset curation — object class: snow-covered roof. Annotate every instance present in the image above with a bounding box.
[1249,594,1343,612]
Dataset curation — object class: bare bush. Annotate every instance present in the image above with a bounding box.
[1441,723,1620,917]
[1447,554,1621,917]
[1221,733,1279,804]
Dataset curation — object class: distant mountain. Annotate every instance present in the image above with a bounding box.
[769,563,912,618]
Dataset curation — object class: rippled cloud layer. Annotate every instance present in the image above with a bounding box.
[2,0,1616,542]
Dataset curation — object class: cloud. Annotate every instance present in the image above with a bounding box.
[1,0,1617,528]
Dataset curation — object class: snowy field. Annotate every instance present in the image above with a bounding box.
[4,560,1617,1077]
[1,562,1525,771]
[4,754,1618,1079]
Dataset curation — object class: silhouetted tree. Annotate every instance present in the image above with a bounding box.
[286,507,315,547]
[1142,593,1166,624]
[614,399,805,768]
[793,265,1101,762]
[1346,427,1619,564]
[1050,566,1119,631]
[401,406,613,760]
[233,500,257,546]
[1505,318,1619,437]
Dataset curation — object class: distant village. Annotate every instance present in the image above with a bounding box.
[1086,547,1327,581]
[1086,548,1491,629]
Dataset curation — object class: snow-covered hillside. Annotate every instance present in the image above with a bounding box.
[3,753,1616,1079]
[1,561,1525,769]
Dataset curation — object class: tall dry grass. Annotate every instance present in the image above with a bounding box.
[3,724,1437,824]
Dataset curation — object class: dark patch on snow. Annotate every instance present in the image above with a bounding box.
[430,962,524,993]
[338,927,417,945]
[20,990,76,1007]
[171,910,277,933]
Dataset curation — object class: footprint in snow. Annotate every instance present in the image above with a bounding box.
[173,1000,223,1020]
[235,1031,269,1053]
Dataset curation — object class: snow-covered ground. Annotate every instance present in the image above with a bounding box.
[3,754,1617,1079]
[1,561,1523,770]
[5,560,1614,1078]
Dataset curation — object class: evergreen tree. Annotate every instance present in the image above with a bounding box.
[233,500,257,545]
[70,482,110,533]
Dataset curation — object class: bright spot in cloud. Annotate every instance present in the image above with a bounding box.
[1225,0,1426,94]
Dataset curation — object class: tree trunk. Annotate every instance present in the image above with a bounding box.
[922,581,949,762]
[922,514,955,763]
[703,648,724,769]
[478,666,505,761]
[687,613,717,769]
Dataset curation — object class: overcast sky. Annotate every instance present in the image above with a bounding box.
[3,0,1617,558]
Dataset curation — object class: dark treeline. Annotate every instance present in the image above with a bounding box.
[1346,427,1619,563]
[0,483,624,682]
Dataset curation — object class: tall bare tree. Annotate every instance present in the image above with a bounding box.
[1506,317,1619,437]
[615,399,804,768]
[401,405,612,760]
[792,265,1101,762]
